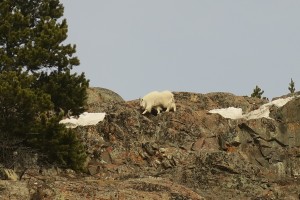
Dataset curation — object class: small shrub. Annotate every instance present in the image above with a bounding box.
[251,85,264,99]
[288,78,295,94]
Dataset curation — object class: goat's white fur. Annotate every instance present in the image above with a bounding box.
[140,90,176,115]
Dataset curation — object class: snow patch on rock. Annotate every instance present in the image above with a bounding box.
[59,112,106,128]
[209,96,296,120]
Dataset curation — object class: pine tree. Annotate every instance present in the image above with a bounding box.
[251,85,264,99]
[29,116,87,171]
[288,78,295,94]
[0,70,53,137]
[0,0,88,170]
[0,0,79,72]
[36,70,89,116]
[0,0,89,114]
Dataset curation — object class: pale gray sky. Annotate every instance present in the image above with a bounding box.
[61,0,300,100]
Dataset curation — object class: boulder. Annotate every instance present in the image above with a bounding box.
[1,168,18,181]
[85,87,124,112]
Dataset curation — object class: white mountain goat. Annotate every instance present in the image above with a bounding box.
[140,90,176,115]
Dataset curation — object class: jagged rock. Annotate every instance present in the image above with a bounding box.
[100,150,112,164]
[79,91,300,199]
[3,89,300,199]
[191,137,205,151]
[0,181,30,199]
[142,142,157,156]
[1,169,18,181]
[86,87,124,112]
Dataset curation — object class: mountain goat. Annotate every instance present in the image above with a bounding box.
[140,90,176,115]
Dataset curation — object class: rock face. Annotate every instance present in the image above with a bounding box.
[86,87,124,112]
[2,88,300,199]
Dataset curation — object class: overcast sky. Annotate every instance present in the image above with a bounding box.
[60,0,300,100]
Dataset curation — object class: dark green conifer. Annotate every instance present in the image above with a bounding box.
[251,85,264,99]
[36,70,89,116]
[288,78,295,94]
[0,0,79,72]
[0,70,53,137]
[0,0,88,170]
[29,116,87,171]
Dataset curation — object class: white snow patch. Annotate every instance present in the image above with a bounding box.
[243,105,270,120]
[208,107,243,120]
[271,96,294,107]
[59,112,106,128]
[209,96,296,120]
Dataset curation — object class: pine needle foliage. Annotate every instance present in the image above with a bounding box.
[35,70,89,116]
[0,0,88,170]
[0,70,53,137]
[288,78,295,94]
[0,0,79,72]
[28,116,87,171]
[251,85,264,99]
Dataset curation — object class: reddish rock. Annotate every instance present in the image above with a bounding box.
[191,137,205,151]
[3,89,300,199]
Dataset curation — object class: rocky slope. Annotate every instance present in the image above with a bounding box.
[1,88,300,199]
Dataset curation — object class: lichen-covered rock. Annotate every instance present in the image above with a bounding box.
[85,87,124,112]
[2,89,300,199]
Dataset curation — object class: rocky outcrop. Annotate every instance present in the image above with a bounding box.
[86,87,124,112]
[2,89,300,199]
